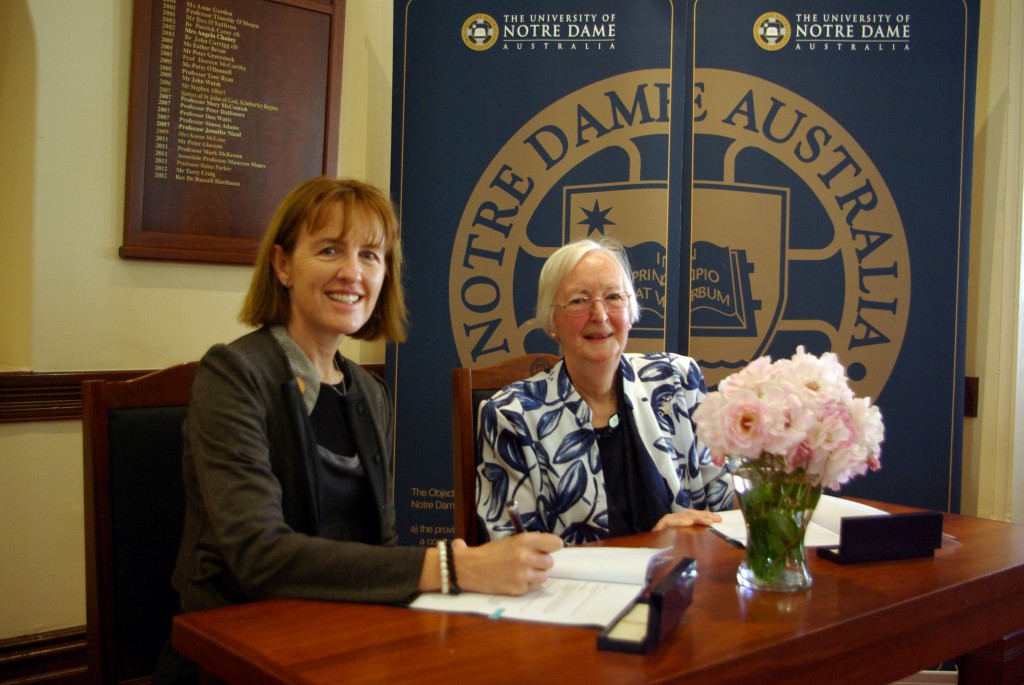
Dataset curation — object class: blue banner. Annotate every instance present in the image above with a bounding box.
[391,1,978,544]
[686,0,979,511]
[391,0,688,544]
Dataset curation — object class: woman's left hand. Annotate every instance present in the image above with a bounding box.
[652,509,723,531]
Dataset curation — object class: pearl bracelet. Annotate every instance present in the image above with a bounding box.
[437,539,450,595]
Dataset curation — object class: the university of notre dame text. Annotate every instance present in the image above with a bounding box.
[501,12,617,49]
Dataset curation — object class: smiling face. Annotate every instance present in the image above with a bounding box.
[551,251,632,375]
[271,202,386,352]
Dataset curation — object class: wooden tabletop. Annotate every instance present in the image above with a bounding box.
[174,503,1024,685]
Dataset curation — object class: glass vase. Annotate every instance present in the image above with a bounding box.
[731,457,822,592]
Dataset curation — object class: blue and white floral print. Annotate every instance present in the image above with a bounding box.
[476,353,734,544]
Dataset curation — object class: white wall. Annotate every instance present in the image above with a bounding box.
[1009,2,1024,527]
[0,0,1019,640]
[962,1,1024,523]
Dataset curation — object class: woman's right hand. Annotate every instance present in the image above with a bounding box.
[451,533,563,596]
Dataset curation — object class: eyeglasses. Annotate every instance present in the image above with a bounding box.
[552,291,632,317]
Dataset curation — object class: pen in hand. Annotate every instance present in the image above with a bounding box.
[506,500,526,534]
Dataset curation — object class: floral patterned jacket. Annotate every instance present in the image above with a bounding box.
[476,353,734,544]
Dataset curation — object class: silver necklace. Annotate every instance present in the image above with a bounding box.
[326,358,347,397]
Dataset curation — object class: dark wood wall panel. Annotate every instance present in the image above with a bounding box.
[0,371,149,423]
[121,0,346,264]
[0,365,384,424]
[0,626,87,684]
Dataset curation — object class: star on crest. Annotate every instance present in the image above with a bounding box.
[578,200,615,237]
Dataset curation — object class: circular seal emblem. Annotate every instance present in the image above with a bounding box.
[462,14,499,51]
[447,67,908,403]
[753,12,791,51]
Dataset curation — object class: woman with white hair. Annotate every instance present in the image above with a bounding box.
[476,238,734,544]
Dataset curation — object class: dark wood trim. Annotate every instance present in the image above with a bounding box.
[0,625,87,684]
[0,364,385,424]
[0,371,150,424]
[957,630,1024,685]
[362,364,384,380]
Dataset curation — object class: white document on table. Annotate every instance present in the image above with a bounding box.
[409,546,668,628]
[711,495,888,548]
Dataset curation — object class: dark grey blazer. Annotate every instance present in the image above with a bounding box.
[170,328,424,612]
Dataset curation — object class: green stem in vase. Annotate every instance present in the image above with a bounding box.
[736,457,822,586]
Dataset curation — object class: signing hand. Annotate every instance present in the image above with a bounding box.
[452,533,563,596]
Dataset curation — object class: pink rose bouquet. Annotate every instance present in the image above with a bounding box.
[692,347,884,491]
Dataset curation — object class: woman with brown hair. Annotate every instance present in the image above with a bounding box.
[156,177,561,683]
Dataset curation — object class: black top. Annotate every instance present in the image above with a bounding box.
[599,372,674,537]
[310,379,378,544]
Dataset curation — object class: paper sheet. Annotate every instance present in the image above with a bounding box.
[409,546,667,627]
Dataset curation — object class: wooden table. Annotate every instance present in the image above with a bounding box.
[174,503,1024,685]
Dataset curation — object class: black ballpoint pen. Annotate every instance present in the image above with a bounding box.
[506,500,526,534]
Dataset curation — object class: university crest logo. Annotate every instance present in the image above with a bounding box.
[462,14,499,51]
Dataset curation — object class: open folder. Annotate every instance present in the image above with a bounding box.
[409,546,669,628]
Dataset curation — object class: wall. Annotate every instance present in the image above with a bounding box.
[0,1,34,371]
[0,0,1019,640]
[962,0,1024,524]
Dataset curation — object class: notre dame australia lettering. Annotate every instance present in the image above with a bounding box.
[710,87,900,351]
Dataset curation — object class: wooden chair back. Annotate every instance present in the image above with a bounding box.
[82,361,198,685]
[451,354,558,545]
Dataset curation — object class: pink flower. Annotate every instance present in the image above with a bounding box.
[718,389,769,459]
[693,388,766,461]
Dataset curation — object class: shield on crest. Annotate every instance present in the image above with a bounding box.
[689,181,788,389]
